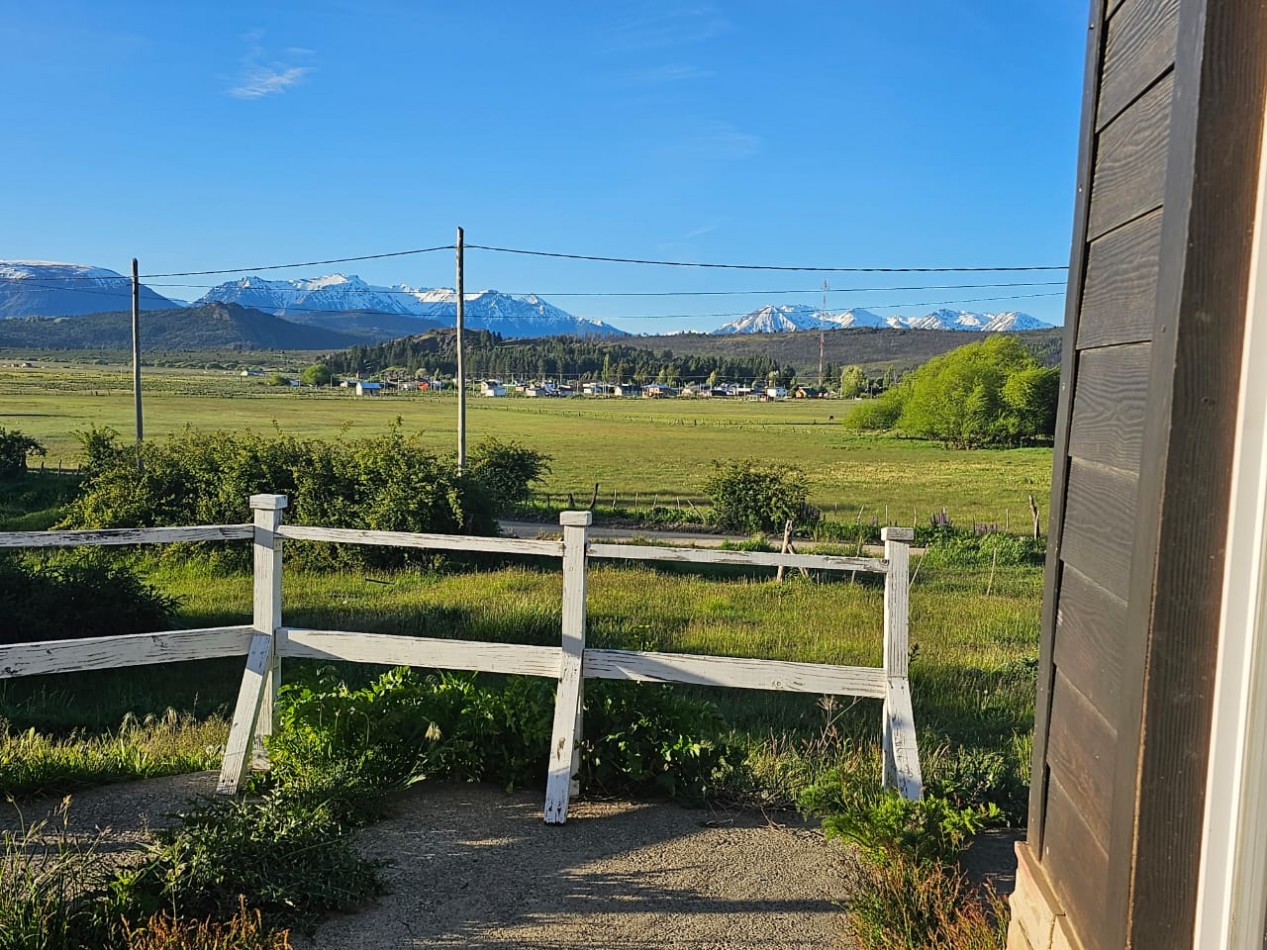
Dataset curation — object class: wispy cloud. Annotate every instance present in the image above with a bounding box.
[229,33,314,100]
[630,64,714,84]
[677,120,760,161]
[608,4,732,51]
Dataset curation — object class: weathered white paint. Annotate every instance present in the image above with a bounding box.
[587,541,888,574]
[883,677,923,799]
[544,511,591,825]
[882,527,913,679]
[0,626,254,678]
[0,525,253,548]
[275,524,563,558]
[216,632,275,795]
[250,495,286,746]
[278,628,563,677]
[1194,106,1267,950]
[582,648,888,697]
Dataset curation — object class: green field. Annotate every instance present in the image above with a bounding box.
[0,362,1053,530]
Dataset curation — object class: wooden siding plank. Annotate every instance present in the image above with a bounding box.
[1054,564,1127,718]
[582,648,888,698]
[587,542,887,574]
[1068,342,1152,471]
[0,626,255,679]
[1088,72,1174,240]
[1047,671,1117,844]
[1060,458,1139,601]
[1098,0,1181,129]
[1027,0,1110,853]
[1077,208,1163,348]
[1044,774,1110,950]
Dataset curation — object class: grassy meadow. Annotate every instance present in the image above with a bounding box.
[0,361,1052,529]
[1,358,1046,809]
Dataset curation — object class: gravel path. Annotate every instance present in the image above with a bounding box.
[2,775,859,949]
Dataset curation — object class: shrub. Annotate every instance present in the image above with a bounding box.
[298,363,332,387]
[116,791,386,932]
[466,438,552,513]
[266,667,740,814]
[0,552,179,645]
[847,855,1008,950]
[580,682,743,805]
[123,899,291,950]
[703,459,819,534]
[0,428,46,479]
[62,428,549,566]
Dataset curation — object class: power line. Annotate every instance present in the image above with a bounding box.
[132,278,1068,296]
[0,245,456,281]
[466,243,1069,273]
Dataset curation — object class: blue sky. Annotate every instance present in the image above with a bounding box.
[1,1,1088,333]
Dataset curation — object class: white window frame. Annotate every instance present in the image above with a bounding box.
[1193,101,1267,949]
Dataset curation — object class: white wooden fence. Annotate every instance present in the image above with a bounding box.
[0,493,922,822]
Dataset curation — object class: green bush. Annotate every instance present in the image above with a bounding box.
[266,667,741,813]
[0,428,46,479]
[703,459,819,534]
[62,427,549,566]
[115,792,386,932]
[0,552,179,645]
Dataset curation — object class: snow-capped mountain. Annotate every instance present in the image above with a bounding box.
[713,304,831,334]
[198,274,422,317]
[823,308,888,329]
[712,303,1053,334]
[402,288,628,338]
[195,275,627,338]
[0,261,180,317]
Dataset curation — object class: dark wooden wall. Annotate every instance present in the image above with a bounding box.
[1029,0,1266,946]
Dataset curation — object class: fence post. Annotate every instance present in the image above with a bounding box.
[217,493,288,795]
[881,526,922,799]
[544,509,591,824]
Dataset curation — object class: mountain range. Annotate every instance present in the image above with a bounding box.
[0,261,181,317]
[712,303,1052,335]
[0,261,1055,343]
[194,275,627,339]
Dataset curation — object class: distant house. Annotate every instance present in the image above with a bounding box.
[480,380,506,397]
[765,386,789,399]
[583,382,615,397]
[643,383,676,398]
[523,386,546,397]
[356,382,382,396]
[614,383,643,398]
[794,386,822,399]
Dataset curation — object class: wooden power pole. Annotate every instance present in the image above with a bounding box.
[456,227,466,471]
[131,258,143,469]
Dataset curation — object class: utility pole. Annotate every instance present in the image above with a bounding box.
[131,258,144,470]
[818,280,828,388]
[455,227,466,471]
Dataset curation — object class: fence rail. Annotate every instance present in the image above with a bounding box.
[0,493,923,821]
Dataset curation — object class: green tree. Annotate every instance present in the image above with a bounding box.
[301,363,334,386]
[846,336,1058,448]
[0,428,46,478]
[839,365,867,398]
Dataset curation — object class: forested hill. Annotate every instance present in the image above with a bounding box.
[0,303,362,351]
[324,326,1064,382]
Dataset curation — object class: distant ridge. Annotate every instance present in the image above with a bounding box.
[0,303,361,350]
